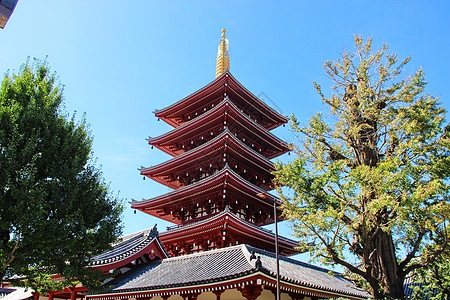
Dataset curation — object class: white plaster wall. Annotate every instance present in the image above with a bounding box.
[221,288,246,299]
[198,291,216,300]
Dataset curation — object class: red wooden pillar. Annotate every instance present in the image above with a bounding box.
[70,290,77,300]
[213,290,223,300]
[32,292,40,300]
[48,292,54,300]
[237,284,262,300]
[289,293,305,300]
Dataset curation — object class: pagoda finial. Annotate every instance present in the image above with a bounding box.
[215,28,230,78]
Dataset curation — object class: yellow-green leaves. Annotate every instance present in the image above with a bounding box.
[275,36,450,299]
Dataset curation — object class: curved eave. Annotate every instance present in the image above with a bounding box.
[161,211,299,256]
[91,237,168,272]
[226,72,289,129]
[87,271,367,300]
[226,213,299,255]
[147,98,290,159]
[131,167,281,224]
[257,271,369,300]
[140,130,275,189]
[154,72,287,130]
[154,73,228,126]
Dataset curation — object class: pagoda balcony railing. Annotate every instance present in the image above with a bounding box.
[166,218,204,231]
[165,213,277,235]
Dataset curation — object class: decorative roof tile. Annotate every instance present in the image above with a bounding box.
[91,225,168,269]
[89,244,369,299]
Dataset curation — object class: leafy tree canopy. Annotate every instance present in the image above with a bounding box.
[409,230,450,300]
[274,36,450,299]
[0,59,123,293]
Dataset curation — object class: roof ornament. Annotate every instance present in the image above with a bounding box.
[215,28,230,78]
[255,256,262,269]
[145,224,159,238]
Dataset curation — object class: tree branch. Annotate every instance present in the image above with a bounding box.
[2,233,21,272]
[399,229,426,272]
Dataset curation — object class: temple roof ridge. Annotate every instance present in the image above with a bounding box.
[90,230,169,270]
[154,71,288,130]
[89,243,370,299]
[117,224,159,244]
[225,72,288,122]
[161,210,294,245]
[153,72,228,114]
[132,165,279,207]
[140,129,274,174]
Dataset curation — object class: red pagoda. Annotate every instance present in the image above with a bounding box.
[83,30,369,300]
[7,30,370,300]
[130,29,297,258]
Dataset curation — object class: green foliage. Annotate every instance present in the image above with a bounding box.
[274,36,450,299]
[0,59,123,292]
[409,235,450,300]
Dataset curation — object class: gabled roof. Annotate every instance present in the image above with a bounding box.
[131,167,281,225]
[91,225,169,272]
[140,129,275,189]
[148,97,290,159]
[154,71,288,130]
[86,244,369,300]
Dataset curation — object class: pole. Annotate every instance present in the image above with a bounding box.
[274,200,280,300]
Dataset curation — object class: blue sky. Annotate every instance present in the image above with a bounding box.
[1,1,450,265]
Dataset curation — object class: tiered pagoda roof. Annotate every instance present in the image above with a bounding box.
[148,97,290,159]
[134,29,298,257]
[140,130,275,190]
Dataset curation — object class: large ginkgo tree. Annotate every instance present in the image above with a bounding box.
[274,36,450,299]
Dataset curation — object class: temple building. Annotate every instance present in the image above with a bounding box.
[82,29,369,300]
[15,30,369,300]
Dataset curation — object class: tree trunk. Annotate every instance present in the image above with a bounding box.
[370,230,405,299]
[0,228,10,282]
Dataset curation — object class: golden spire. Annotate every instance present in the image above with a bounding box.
[215,29,230,78]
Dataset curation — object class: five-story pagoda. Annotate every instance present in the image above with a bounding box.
[131,29,299,257]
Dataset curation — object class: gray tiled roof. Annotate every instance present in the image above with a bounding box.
[246,245,369,298]
[93,244,369,299]
[91,225,167,266]
[105,245,253,291]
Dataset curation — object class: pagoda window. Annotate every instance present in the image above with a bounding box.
[195,207,204,218]
[210,203,219,214]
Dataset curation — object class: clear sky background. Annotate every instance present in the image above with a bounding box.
[1,1,450,266]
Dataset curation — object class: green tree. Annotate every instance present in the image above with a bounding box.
[274,36,450,299]
[0,59,123,292]
[410,234,450,299]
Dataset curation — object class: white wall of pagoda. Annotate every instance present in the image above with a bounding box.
[122,289,318,300]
